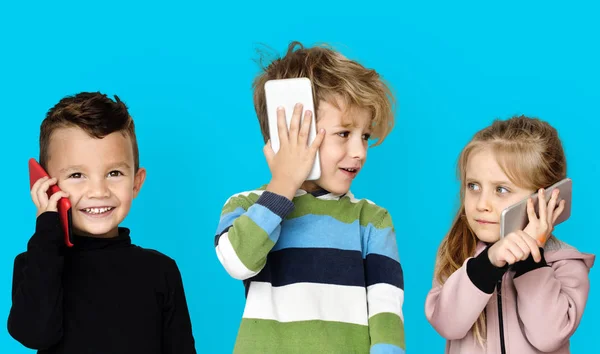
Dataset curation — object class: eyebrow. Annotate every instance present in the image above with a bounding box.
[59,165,85,174]
[59,162,131,174]
[333,122,354,129]
[465,177,513,186]
[108,162,131,170]
[334,122,372,131]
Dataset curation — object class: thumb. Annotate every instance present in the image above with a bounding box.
[263,140,275,162]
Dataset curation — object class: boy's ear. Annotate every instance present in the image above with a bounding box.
[132,167,147,199]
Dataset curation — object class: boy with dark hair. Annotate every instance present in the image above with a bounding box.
[8,92,196,354]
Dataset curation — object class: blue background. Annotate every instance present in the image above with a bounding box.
[1,1,598,352]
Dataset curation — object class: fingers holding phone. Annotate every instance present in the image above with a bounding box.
[31,176,69,217]
[488,230,542,268]
[264,103,325,199]
[523,188,565,245]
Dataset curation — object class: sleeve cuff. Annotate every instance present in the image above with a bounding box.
[513,248,548,278]
[256,191,295,219]
[29,211,64,247]
[466,245,508,294]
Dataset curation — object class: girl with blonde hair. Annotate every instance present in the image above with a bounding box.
[425,115,595,353]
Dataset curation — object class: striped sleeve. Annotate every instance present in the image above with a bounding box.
[364,211,405,354]
[215,191,294,280]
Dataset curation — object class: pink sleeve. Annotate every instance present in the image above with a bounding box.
[424,258,494,340]
[513,258,591,352]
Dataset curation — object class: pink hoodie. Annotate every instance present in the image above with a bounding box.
[425,237,595,354]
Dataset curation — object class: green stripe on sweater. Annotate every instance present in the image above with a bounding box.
[368,312,405,349]
[234,319,370,353]
[222,189,392,229]
[227,215,274,272]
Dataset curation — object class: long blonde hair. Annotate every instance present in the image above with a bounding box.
[435,115,567,345]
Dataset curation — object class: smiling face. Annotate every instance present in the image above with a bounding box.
[45,126,146,238]
[463,146,536,243]
[301,99,372,195]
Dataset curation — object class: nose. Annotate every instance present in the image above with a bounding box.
[86,178,111,199]
[348,136,367,160]
[476,191,492,212]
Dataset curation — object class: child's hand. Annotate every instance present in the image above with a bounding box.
[263,103,325,200]
[488,231,541,268]
[523,188,565,245]
[30,176,69,217]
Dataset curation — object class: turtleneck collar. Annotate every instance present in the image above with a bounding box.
[70,227,132,251]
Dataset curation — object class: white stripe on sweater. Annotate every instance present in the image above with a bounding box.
[367,283,405,322]
[215,233,258,280]
[243,281,369,325]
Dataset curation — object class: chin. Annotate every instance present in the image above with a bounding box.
[74,223,119,237]
[474,230,500,243]
[322,184,350,195]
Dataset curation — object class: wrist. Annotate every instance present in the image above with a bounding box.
[513,248,548,278]
[487,243,505,268]
[467,245,508,294]
[266,178,298,201]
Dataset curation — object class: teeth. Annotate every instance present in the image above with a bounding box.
[343,168,357,172]
[83,207,114,214]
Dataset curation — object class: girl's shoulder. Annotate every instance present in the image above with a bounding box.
[543,236,595,269]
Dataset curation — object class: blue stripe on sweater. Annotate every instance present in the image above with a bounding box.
[363,223,399,262]
[272,214,399,262]
[371,343,405,354]
[245,204,282,242]
[216,207,245,235]
[216,205,282,244]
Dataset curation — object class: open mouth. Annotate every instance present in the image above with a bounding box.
[339,167,360,178]
[80,207,115,216]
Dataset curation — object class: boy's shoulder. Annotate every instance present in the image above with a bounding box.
[341,191,393,227]
[127,244,179,267]
[219,185,270,213]
[220,186,392,220]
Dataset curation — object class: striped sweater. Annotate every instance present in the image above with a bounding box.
[214,186,405,353]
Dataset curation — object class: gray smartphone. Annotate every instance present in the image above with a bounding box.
[500,178,572,238]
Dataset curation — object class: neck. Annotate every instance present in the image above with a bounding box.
[71,227,132,251]
[73,227,119,239]
[300,180,320,192]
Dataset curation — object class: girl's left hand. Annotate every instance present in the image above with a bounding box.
[523,188,566,245]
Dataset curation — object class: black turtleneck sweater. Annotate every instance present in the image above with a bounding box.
[7,212,197,354]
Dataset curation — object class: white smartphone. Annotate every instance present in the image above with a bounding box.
[264,77,321,180]
[500,178,572,238]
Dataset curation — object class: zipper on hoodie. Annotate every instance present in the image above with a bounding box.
[497,279,506,354]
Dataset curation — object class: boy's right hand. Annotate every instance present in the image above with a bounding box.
[263,103,325,200]
[31,176,69,217]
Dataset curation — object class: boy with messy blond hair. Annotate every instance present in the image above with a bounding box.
[214,41,405,353]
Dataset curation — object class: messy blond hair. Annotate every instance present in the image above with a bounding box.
[252,41,395,146]
[435,115,567,345]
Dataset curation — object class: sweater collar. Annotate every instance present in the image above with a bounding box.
[71,227,132,251]
[298,187,350,200]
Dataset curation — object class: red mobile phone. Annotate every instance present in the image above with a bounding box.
[28,158,74,247]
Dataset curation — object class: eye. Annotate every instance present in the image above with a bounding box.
[108,170,124,177]
[68,173,82,179]
[337,131,350,138]
[362,133,371,140]
[467,182,480,191]
[496,186,510,194]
